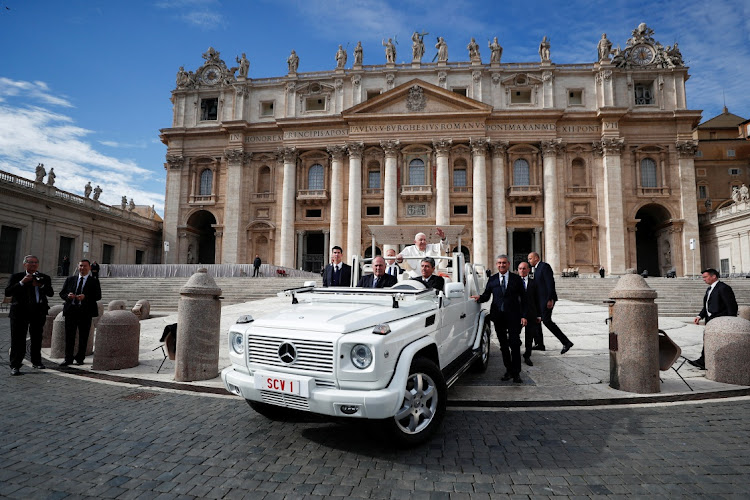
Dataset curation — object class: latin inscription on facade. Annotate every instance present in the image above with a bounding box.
[245,134,283,143]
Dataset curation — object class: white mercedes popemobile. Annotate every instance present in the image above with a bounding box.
[221,225,490,445]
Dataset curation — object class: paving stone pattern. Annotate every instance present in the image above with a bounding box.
[2,364,750,499]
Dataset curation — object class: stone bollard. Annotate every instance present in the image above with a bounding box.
[86,301,105,356]
[738,306,750,322]
[704,316,750,386]
[608,274,660,393]
[132,299,151,320]
[43,305,63,348]
[50,311,95,358]
[92,310,140,371]
[174,268,222,382]
[108,300,127,311]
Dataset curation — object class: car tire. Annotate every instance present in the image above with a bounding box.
[470,320,491,373]
[382,357,446,447]
[246,400,293,420]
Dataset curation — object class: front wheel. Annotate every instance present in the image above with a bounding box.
[382,357,447,447]
[470,320,491,373]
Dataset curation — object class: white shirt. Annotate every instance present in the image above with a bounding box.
[399,240,449,270]
[705,281,718,317]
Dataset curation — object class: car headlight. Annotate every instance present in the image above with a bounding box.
[350,344,373,369]
[230,332,245,355]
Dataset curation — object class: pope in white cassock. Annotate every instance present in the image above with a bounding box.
[397,227,450,271]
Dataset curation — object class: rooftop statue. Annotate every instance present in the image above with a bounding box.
[597,33,612,61]
[236,53,249,78]
[84,181,92,198]
[467,37,481,63]
[35,163,46,183]
[382,38,396,64]
[435,37,448,62]
[488,37,503,63]
[412,32,426,62]
[539,36,551,62]
[121,196,127,210]
[287,50,299,73]
[335,44,347,69]
[93,185,102,201]
[353,41,363,65]
[46,168,55,186]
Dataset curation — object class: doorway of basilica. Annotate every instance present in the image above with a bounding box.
[303,232,324,273]
[186,210,216,264]
[511,231,533,270]
[635,204,672,277]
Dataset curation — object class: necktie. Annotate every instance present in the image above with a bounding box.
[372,277,378,288]
[333,265,340,285]
[523,277,527,290]
[501,274,506,292]
[75,277,84,304]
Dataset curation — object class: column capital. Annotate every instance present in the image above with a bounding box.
[346,142,364,159]
[166,154,185,169]
[224,148,251,164]
[327,145,347,161]
[600,137,626,155]
[470,137,489,156]
[296,229,305,236]
[676,140,699,158]
[380,139,401,158]
[233,84,249,97]
[591,141,604,157]
[278,146,298,164]
[489,140,509,157]
[432,138,452,156]
[540,139,565,157]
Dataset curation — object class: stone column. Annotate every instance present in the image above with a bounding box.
[279,147,298,268]
[381,140,400,255]
[541,140,564,274]
[323,230,330,266]
[507,228,514,262]
[327,145,346,252]
[433,139,452,226]
[471,138,489,267]
[490,142,508,257]
[163,155,185,264]
[598,138,627,275]
[676,140,702,277]
[222,148,249,264]
[533,227,542,254]
[296,230,304,270]
[346,142,364,260]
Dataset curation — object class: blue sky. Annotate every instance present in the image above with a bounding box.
[2,0,749,215]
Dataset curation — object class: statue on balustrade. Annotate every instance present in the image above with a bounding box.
[467,37,480,63]
[353,41,363,65]
[412,32,426,62]
[489,37,503,63]
[287,50,299,73]
[236,53,249,78]
[382,38,396,64]
[35,163,46,183]
[46,168,55,186]
[335,44,347,68]
[435,37,448,62]
[597,33,612,61]
[84,181,92,198]
[93,185,102,201]
[539,36,551,62]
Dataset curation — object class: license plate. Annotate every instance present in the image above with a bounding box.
[254,372,306,396]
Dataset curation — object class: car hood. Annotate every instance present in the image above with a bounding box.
[251,299,436,334]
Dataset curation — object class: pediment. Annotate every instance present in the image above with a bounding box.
[500,73,543,87]
[343,79,492,119]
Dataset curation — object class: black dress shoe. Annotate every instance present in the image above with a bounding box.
[513,375,523,383]
[531,345,546,351]
[501,372,512,381]
[561,343,574,354]
[59,361,71,367]
[75,361,84,366]
[687,358,705,369]
[524,357,533,366]
[32,364,46,369]
[10,367,21,376]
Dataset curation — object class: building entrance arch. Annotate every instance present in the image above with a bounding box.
[635,204,672,277]
[186,210,217,264]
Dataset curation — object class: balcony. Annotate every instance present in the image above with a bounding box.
[451,186,472,194]
[296,189,329,205]
[508,185,542,200]
[637,186,670,197]
[400,185,433,202]
[189,194,216,205]
[567,186,593,196]
[364,187,383,197]
[251,192,275,203]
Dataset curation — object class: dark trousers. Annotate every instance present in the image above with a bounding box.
[253,266,260,277]
[523,322,537,358]
[10,313,46,368]
[63,307,93,363]
[492,313,522,376]
[535,306,571,347]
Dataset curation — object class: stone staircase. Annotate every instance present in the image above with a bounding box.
[47,276,321,312]
[555,276,750,316]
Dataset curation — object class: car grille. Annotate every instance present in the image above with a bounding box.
[260,391,309,411]
[247,335,335,373]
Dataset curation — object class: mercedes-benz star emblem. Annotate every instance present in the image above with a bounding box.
[278,342,297,364]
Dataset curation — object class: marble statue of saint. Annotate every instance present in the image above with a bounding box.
[236,53,249,77]
[597,33,612,61]
[46,168,55,186]
[488,37,503,63]
[382,38,396,64]
[35,163,46,183]
[353,41,363,65]
[128,198,135,211]
[731,186,741,203]
[93,185,102,201]
[539,36,551,62]
[411,32,426,62]
[176,66,189,88]
[467,37,481,63]
[741,184,749,201]
[121,196,128,210]
[84,181,92,198]
[335,44,347,69]
[435,37,448,62]
[287,50,299,73]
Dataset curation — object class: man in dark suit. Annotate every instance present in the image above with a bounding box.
[472,255,527,383]
[322,245,352,287]
[689,268,738,369]
[384,249,403,277]
[5,255,54,375]
[253,254,262,277]
[357,256,398,288]
[411,257,445,291]
[528,252,574,354]
[518,261,541,367]
[58,259,102,366]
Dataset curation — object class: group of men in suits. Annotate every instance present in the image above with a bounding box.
[688,268,738,369]
[5,256,101,376]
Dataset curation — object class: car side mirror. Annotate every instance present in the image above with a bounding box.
[444,282,464,299]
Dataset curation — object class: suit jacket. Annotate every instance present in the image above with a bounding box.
[253,257,261,268]
[322,263,352,287]
[699,281,738,322]
[532,261,558,311]
[357,273,398,288]
[411,274,445,291]
[384,263,403,276]
[522,276,540,321]
[59,274,102,317]
[477,272,527,324]
[4,271,53,319]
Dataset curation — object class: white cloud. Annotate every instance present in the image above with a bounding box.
[0,77,73,107]
[155,0,224,28]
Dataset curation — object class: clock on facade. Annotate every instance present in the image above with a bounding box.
[630,44,655,66]
[201,65,222,85]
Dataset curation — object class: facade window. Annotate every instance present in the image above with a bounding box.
[640,158,657,187]
[409,158,426,185]
[135,250,144,265]
[453,168,467,187]
[258,166,271,192]
[102,244,114,264]
[634,83,653,105]
[368,170,381,189]
[568,89,583,106]
[511,89,531,104]
[571,158,586,186]
[305,209,322,218]
[200,98,218,120]
[308,164,324,190]
[260,101,274,116]
[729,168,741,176]
[453,205,468,215]
[695,150,703,157]
[366,206,381,216]
[698,185,708,199]
[306,97,326,111]
[513,159,530,186]
[720,258,729,277]
[452,88,467,97]
[515,206,532,215]
[727,149,736,157]
[366,89,381,100]
[199,169,213,195]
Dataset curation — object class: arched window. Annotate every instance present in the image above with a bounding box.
[574,233,590,264]
[409,158,425,185]
[640,158,657,188]
[571,158,586,187]
[308,164,324,190]
[453,158,467,187]
[367,160,380,189]
[513,159,530,186]
[199,169,213,195]
[258,166,271,192]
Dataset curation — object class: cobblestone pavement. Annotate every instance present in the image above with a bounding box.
[3,364,750,499]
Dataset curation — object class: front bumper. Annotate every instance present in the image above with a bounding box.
[221,366,402,419]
